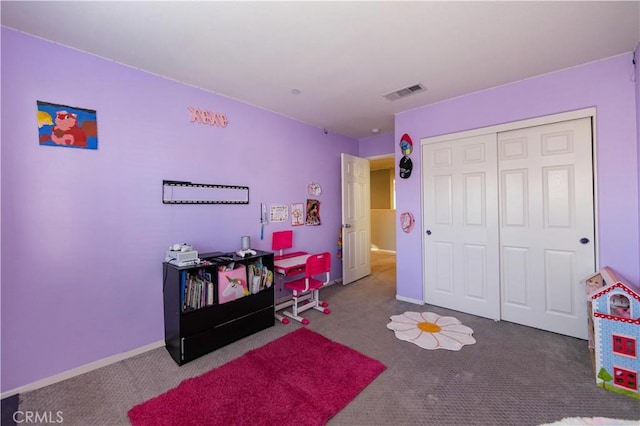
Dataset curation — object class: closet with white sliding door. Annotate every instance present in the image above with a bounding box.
[421,110,596,339]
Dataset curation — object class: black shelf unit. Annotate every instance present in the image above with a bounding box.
[163,250,274,365]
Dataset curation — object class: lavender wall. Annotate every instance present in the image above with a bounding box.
[636,43,640,274]
[359,132,394,158]
[0,28,358,392]
[395,53,639,301]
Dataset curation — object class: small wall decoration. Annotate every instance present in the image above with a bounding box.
[307,182,322,196]
[291,203,304,226]
[399,133,413,156]
[399,133,413,179]
[400,212,415,233]
[305,199,321,226]
[260,203,268,240]
[37,101,98,149]
[399,157,413,179]
[188,106,229,127]
[269,204,288,223]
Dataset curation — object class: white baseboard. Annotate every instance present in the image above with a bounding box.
[395,295,425,305]
[1,339,165,399]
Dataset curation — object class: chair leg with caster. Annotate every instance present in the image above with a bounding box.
[275,294,312,324]
[282,292,311,324]
[310,289,331,314]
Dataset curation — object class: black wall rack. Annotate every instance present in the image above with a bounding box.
[162,180,249,204]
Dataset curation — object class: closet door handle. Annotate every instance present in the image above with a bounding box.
[580,238,589,244]
[426,230,432,235]
[343,224,352,229]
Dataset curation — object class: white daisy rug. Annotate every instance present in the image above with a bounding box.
[387,311,476,351]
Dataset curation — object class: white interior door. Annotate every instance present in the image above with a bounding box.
[423,134,501,320]
[341,153,371,285]
[499,118,595,339]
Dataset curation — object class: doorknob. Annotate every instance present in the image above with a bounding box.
[580,237,590,244]
[343,224,352,228]
[426,230,432,235]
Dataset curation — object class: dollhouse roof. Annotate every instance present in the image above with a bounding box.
[590,281,640,325]
[589,281,640,302]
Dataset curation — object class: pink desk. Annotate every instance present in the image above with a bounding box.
[274,252,310,276]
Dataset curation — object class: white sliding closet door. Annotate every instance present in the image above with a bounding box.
[423,134,500,320]
[422,116,595,339]
[499,118,595,339]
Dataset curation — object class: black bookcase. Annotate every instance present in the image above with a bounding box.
[162,250,275,365]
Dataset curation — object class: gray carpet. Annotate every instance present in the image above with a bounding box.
[16,251,640,425]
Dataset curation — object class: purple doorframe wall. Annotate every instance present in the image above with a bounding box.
[395,53,640,302]
[359,132,394,159]
[0,28,358,393]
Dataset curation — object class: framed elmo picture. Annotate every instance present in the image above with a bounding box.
[37,101,98,150]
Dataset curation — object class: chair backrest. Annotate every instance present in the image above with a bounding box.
[305,252,331,281]
[272,230,293,256]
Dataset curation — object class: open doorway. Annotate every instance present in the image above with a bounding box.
[369,155,396,274]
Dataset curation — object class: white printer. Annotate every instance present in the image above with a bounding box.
[165,244,199,266]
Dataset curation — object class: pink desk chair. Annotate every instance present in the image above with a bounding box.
[281,252,331,325]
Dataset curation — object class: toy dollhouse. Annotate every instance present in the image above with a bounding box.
[589,279,640,399]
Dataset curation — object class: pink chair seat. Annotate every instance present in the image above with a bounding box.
[285,277,324,292]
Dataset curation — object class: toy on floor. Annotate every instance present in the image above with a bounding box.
[587,271,640,399]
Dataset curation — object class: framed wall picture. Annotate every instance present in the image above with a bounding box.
[269,204,288,223]
[291,203,304,226]
[37,101,98,150]
[305,199,321,226]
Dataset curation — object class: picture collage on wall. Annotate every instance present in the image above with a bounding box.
[269,199,321,227]
[267,182,322,227]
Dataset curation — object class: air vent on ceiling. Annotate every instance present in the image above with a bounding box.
[382,83,426,101]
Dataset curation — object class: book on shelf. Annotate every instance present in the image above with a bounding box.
[207,281,214,305]
[248,260,263,294]
[247,258,274,294]
[182,270,215,312]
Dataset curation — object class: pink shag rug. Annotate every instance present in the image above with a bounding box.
[128,328,386,426]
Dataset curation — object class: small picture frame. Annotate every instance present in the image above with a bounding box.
[269,204,288,223]
[305,199,321,226]
[291,203,304,226]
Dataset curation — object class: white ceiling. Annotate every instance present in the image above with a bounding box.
[2,1,639,139]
